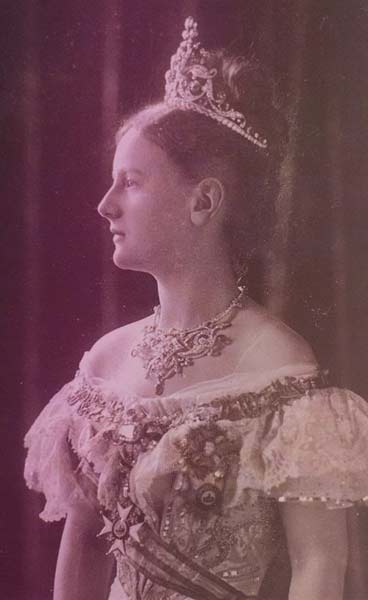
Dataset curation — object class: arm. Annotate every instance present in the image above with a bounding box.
[281,502,348,600]
[54,500,115,600]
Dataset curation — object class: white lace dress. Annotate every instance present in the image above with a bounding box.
[24,351,368,600]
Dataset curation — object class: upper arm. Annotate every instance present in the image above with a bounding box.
[54,501,114,600]
[65,500,103,539]
[280,502,348,569]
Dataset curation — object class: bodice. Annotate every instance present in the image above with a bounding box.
[24,356,368,600]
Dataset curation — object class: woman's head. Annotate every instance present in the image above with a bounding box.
[98,49,287,278]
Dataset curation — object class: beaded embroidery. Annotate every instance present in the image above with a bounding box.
[67,369,329,434]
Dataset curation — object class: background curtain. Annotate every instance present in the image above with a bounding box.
[3,1,368,598]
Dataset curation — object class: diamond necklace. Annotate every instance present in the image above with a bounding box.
[131,286,247,396]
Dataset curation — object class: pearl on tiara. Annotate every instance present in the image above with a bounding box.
[164,17,268,150]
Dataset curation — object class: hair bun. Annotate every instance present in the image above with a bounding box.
[212,50,288,156]
[222,54,273,110]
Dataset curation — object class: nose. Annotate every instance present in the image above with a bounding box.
[97,185,122,221]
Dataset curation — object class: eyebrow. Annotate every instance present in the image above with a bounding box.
[112,168,144,180]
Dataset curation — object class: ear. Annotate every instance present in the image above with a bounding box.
[189,177,225,226]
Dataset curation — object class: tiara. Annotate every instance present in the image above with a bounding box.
[164,17,268,150]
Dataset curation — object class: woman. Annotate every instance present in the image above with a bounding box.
[24,17,368,600]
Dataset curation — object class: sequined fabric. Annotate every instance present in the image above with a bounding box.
[24,356,368,599]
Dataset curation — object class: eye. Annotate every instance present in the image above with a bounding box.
[125,177,136,188]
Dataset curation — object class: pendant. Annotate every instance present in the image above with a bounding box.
[155,380,165,396]
[131,287,247,395]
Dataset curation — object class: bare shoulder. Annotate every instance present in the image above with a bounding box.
[85,314,153,378]
[237,300,318,372]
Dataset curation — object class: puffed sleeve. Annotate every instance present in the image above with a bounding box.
[24,352,98,522]
[236,385,368,507]
[129,373,368,513]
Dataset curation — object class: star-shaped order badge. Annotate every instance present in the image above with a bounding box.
[98,503,145,554]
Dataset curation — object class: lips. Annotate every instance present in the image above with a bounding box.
[110,227,125,237]
[113,233,125,242]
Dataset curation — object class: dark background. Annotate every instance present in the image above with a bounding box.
[2,1,368,599]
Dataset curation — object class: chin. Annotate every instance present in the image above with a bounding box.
[112,248,150,273]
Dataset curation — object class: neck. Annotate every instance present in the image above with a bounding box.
[155,256,239,331]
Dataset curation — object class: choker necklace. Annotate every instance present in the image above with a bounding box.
[131,286,247,396]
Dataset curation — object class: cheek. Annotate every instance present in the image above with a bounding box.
[128,179,189,238]
[159,191,189,228]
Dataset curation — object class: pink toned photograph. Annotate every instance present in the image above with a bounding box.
[3,1,368,599]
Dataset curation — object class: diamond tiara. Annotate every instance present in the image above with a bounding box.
[164,17,268,150]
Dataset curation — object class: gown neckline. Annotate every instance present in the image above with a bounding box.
[78,352,320,403]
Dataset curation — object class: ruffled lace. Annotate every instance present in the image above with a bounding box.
[24,378,99,521]
[24,355,368,522]
[120,388,368,516]
[236,386,368,506]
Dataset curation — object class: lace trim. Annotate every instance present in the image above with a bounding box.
[67,370,329,440]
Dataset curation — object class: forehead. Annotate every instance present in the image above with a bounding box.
[113,127,171,177]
